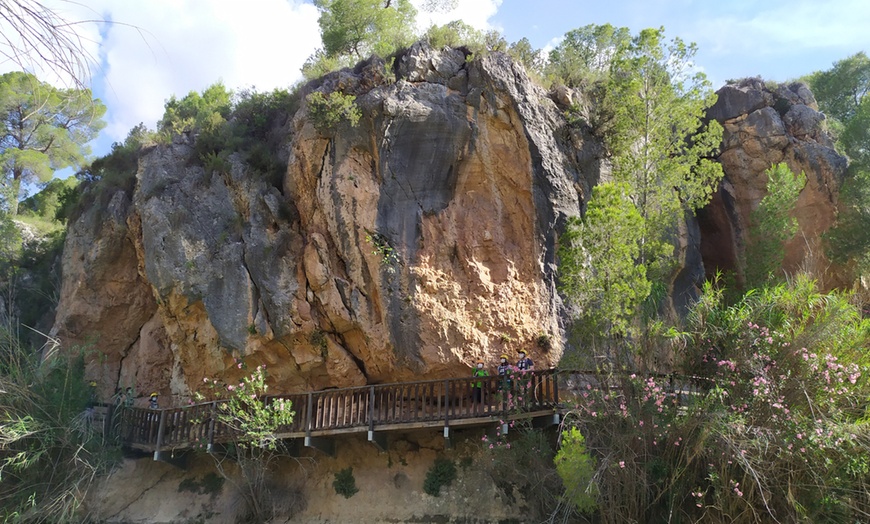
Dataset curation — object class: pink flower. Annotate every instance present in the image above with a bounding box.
[619,461,625,468]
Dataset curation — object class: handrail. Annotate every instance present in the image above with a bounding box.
[113,369,705,452]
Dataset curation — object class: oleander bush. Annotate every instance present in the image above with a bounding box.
[556,276,870,523]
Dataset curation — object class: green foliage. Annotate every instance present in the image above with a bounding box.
[0,332,117,523]
[744,163,805,287]
[197,363,294,450]
[195,361,296,522]
[508,38,544,78]
[11,227,64,334]
[313,0,417,60]
[809,52,870,279]
[302,49,354,81]
[554,428,598,514]
[306,91,361,134]
[17,177,77,222]
[423,458,456,496]
[559,182,651,339]
[0,71,106,215]
[365,230,398,272]
[422,20,485,51]
[561,276,870,523]
[64,123,155,223]
[332,467,359,498]
[482,426,565,517]
[604,27,723,278]
[806,52,870,126]
[546,24,630,87]
[159,82,232,138]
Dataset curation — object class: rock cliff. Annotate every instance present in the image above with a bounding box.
[699,78,847,288]
[53,44,600,401]
[51,48,846,402]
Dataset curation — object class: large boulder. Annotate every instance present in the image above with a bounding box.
[698,78,848,288]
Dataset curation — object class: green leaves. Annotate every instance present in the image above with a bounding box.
[554,427,597,513]
[559,182,650,338]
[547,24,630,87]
[604,27,723,274]
[0,71,105,214]
[313,0,417,60]
[744,163,805,287]
[306,91,361,134]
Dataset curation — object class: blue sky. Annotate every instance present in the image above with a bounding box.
[2,0,869,173]
[493,0,870,87]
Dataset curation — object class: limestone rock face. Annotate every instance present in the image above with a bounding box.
[51,188,157,399]
[698,78,848,288]
[52,54,846,402]
[53,44,596,400]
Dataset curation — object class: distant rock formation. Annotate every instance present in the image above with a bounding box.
[50,51,847,403]
[699,78,847,288]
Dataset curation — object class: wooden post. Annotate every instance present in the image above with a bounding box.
[153,410,167,461]
[553,371,560,406]
[207,402,217,453]
[443,380,451,448]
[306,392,314,437]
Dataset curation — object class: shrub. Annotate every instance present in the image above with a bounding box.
[554,428,597,514]
[559,275,870,523]
[0,331,118,523]
[332,467,358,498]
[423,458,456,496]
[306,91,361,134]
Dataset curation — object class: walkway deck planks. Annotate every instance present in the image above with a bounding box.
[112,369,561,457]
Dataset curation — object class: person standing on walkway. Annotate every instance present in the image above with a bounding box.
[472,360,489,404]
[516,350,534,371]
[497,354,512,391]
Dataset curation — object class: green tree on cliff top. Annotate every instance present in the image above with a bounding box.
[314,0,417,60]
[604,27,723,277]
[0,71,105,215]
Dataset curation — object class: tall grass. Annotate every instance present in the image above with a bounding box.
[0,322,117,523]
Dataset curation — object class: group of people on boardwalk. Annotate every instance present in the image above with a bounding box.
[472,350,535,403]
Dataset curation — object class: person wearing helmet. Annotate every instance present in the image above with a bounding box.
[149,392,159,410]
[497,354,512,391]
[472,360,489,404]
[516,350,534,372]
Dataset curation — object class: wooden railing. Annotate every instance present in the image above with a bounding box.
[107,369,711,456]
[111,369,561,455]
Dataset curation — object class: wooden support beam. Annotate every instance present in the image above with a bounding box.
[304,436,335,457]
[368,430,388,452]
[153,410,167,461]
[532,413,560,429]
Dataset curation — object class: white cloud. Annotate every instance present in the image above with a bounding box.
[5,0,506,147]
[412,0,502,33]
[85,0,321,142]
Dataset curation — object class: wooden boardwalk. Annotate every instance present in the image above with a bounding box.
[110,369,562,459]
